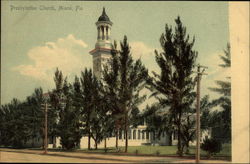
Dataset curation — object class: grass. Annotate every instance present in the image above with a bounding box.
[78,144,231,158]
[28,144,231,160]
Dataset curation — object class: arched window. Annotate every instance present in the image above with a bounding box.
[142,131,145,139]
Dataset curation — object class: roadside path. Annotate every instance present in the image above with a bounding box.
[0,148,230,163]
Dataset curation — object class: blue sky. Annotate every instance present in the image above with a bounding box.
[1,1,230,106]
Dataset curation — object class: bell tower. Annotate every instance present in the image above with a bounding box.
[90,8,113,79]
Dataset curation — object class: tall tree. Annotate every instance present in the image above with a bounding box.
[57,78,81,150]
[103,41,124,149]
[49,68,65,147]
[103,36,148,152]
[26,88,44,147]
[147,16,198,156]
[209,44,231,142]
[0,99,30,148]
[50,69,81,150]
[72,76,84,148]
[80,68,101,150]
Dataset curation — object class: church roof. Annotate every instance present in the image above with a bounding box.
[98,8,111,22]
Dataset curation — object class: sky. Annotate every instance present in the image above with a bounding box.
[1,1,230,107]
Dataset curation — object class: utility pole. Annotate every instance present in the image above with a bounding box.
[44,102,48,154]
[42,93,51,155]
[195,64,207,163]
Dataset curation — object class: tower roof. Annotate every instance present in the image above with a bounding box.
[98,8,111,22]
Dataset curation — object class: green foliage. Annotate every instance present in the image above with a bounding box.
[201,138,222,158]
[0,88,44,148]
[219,43,231,68]
[147,16,197,156]
[102,36,148,152]
[208,44,231,142]
[52,69,81,150]
[143,104,172,145]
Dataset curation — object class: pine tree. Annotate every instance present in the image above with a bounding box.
[49,68,65,147]
[80,68,100,150]
[26,88,44,147]
[57,78,81,150]
[209,44,231,142]
[0,99,30,148]
[102,41,123,149]
[147,16,197,156]
[103,36,148,152]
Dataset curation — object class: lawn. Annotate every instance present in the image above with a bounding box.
[78,144,231,159]
[29,143,231,161]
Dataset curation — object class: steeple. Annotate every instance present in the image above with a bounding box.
[90,8,113,79]
[98,7,111,22]
[95,7,113,46]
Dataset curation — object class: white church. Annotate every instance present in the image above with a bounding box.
[61,8,210,149]
[26,8,210,149]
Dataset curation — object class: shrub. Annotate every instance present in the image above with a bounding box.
[201,138,222,158]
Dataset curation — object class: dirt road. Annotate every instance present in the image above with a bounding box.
[0,148,230,163]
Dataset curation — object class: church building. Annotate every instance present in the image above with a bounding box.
[25,8,211,149]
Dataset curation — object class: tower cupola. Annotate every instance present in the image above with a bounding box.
[90,8,113,79]
[95,7,113,47]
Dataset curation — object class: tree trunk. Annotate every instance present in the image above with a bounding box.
[124,114,128,153]
[88,129,91,150]
[115,128,119,148]
[42,137,45,149]
[177,117,183,156]
[53,136,56,148]
[169,132,173,146]
[104,138,107,149]
[185,142,190,154]
[153,131,155,146]
[32,136,35,147]
[95,140,98,150]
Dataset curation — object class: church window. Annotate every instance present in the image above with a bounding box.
[146,131,149,139]
[133,130,136,140]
